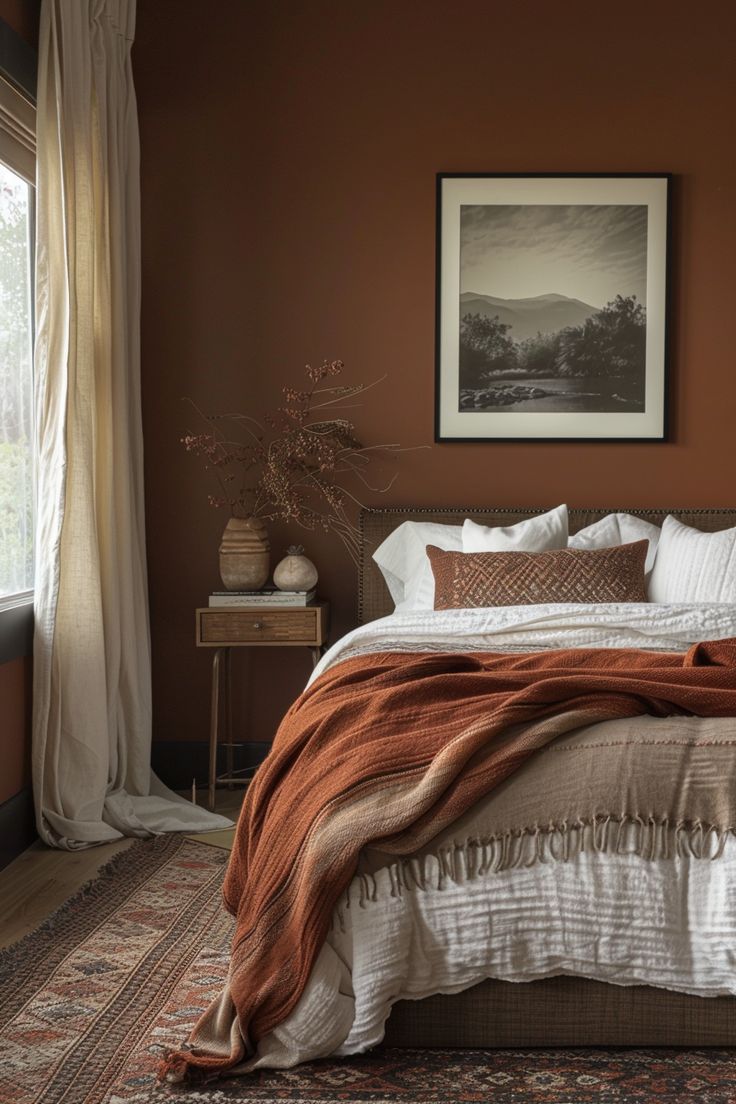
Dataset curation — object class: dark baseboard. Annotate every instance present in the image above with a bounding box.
[151,740,270,792]
[0,787,36,871]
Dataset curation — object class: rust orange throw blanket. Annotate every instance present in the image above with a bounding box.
[164,639,736,1081]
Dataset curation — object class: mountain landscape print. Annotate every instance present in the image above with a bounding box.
[458,203,648,414]
[459,291,598,343]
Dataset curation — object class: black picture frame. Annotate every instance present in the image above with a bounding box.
[435,173,672,443]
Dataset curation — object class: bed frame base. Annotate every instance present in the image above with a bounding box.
[384,976,736,1047]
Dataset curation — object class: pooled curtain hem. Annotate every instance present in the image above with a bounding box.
[38,770,233,848]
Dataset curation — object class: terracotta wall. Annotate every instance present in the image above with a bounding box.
[134,0,736,748]
[0,0,38,47]
[0,658,31,804]
[0,0,38,802]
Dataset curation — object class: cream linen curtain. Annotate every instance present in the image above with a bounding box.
[32,0,230,847]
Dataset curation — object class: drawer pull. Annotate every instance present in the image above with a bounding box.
[252,621,263,630]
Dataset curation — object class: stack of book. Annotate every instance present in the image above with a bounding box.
[208,586,317,608]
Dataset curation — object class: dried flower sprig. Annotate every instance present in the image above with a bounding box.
[181,360,408,565]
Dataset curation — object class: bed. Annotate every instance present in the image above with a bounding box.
[363,507,736,1048]
[166,506,736,1081]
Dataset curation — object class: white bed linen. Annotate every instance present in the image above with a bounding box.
[251,838,736,1070]
[649,516,736,603]
[311,602,736,684]
[248,604,736,1070]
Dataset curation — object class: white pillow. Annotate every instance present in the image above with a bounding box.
[648,516,736,603]
[373,521,462,612]
[462,505,568,553]
[569,513,661,578]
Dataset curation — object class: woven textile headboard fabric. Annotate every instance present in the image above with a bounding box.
[358,508,736,623]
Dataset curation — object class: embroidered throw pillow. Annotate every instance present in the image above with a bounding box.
[427,540,649,610]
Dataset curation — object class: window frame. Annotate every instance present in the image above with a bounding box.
[0,17,36,660]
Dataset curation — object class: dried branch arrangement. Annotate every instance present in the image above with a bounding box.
[181,360,403,564]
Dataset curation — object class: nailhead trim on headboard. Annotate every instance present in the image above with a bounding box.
[358,507,736,623]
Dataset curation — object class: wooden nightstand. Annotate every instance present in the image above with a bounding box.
[196,601,330,810]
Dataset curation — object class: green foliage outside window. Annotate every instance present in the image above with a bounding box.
[0,162,34,600]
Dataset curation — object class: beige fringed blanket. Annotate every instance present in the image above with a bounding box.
[164,639,736,1082]
[358,713,736,895]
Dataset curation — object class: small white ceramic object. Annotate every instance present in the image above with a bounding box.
[273,545,318,591]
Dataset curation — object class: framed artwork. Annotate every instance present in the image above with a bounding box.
[435,173,671,442]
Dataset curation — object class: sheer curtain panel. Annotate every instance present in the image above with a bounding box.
[32,0,230,846]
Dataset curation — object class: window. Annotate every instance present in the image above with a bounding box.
[0,74,35,610]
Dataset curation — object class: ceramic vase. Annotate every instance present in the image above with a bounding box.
[219,516,270,590]
[273,545,318,592]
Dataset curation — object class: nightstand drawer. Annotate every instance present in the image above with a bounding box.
[197,605,328,646]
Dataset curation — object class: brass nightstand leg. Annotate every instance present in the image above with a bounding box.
[208,648,224,811]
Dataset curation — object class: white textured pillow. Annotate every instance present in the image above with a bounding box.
[648,516,736,603]
[569,513,661,578]
[462,505,568,553]
[373,521,463,612]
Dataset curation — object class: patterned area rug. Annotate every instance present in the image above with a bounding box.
[2,835,736,1103]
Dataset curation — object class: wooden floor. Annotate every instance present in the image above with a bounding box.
[0,790,244,950]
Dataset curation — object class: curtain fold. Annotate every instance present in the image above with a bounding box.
[32,0,230,848]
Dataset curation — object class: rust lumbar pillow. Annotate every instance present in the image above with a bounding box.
[427,540,649,610]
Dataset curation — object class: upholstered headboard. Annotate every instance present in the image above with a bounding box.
[358,507,736,623]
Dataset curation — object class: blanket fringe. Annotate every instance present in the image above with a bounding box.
[336,817,736,921]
